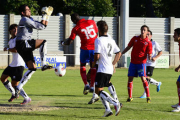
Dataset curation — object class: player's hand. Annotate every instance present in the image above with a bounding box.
[41,7,48,15]
[61,41,65,46]
[175,66,180,72]
[41,6,53,16]
[151,57,157,62]
[3,47,8,51]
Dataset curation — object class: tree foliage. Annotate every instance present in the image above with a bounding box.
[0,0,39,15]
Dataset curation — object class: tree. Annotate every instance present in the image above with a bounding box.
[0,0,39,15]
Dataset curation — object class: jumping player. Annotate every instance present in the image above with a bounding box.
[14,5,53,97]
[120,25,152,103]
[61,13,98,95]
[140,30,162,98]
[1,24,31,105]
[171,28,180,112]
[93,20,122,117]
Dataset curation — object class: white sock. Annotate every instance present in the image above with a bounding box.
[108,85,118,101]
[100,91,118,106]
[39,41,47,66]
[3,80,15,96]
[19,88,29,100]
[149,78,159,86]
[100,96,111,111]
[18,70,35,90]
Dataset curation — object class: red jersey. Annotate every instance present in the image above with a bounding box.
[69,19,98,50]
[128,36,152,64]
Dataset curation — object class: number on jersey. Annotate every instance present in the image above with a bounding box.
[81,25,96,39]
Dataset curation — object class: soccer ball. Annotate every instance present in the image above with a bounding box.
[55,66,66,77]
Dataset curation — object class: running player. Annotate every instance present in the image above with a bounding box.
[88,20,118,104]
[120,25,152,103]
[171,28,180,112]
[1,24,31,105]
[14,5,53,97]
[93,20,122,117]
[61,13,98,95]
[140,30,162,98]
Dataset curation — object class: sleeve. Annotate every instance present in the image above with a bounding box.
[25,17,46,30]
[69,27,77,40]
[128,36,135,47]
[113,40,120,54]
[147,41,152,54]
[93,21,98,33]
[155,41,162,52]
[94,38,101,54]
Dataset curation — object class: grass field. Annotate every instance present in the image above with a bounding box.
[0,68,180,120]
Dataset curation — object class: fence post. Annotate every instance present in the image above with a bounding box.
[169,17,175,67]
[8,14,15,65]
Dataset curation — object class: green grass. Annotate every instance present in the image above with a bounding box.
[0,68,180,120]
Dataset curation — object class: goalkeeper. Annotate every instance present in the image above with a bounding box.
[14,4,53,98]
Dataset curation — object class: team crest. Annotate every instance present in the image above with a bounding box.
[144,42,147,45]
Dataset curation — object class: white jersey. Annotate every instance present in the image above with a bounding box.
[95,35,120,75]
[146,40,162,67]
[8,37,25,67]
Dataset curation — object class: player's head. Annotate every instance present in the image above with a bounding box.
[147,30,152,40]
[97,20,104,27]
[9,24,18,37]
[71,13,80,24]
[97,20,108,36]
[19,4,31,17]
[174,28,180,42]
[140,25,149,37]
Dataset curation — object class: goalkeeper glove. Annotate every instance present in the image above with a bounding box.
[41,6,54,21]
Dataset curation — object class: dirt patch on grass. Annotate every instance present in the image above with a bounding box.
[0,104,68,113]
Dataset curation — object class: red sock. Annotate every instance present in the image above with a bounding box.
[177,85,180,106]
[143,80,150,97]
[80,67,87,85]
[90,68,96,87]
[127,82,133,98]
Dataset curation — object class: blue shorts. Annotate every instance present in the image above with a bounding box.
[177,76,180,82]
[128,63,146,77]
[80,49,94,63]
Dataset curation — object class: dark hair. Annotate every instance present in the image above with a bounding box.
[174,28,180,36]
[97,20,108,33]
[19,4,28,16]
[148,30,152,35]
[9,24,18,32]
[141,25,149,31]
[71,13,80,23]
[97,20,104,27]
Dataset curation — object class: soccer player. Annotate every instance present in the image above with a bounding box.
[171,28,180,112]
[61,13,98,95]
[88,20,119,105]
[14,5,53,98]
[93,20,122,117]
[140,30,162,98]
[120,25,152,103]
[1,24,31,105]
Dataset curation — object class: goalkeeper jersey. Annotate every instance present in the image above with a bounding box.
[16,16,46,41]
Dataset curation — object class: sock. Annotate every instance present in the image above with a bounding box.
[127,82,133,98]
[18,69,36,90]
[90,67,96,87]
[149,78,159,86]
[39,40,47,66]
[93,92,99,98]
[143,80,150,97]
[177,85,180,106]
[3,80,15,96]
[19,88,29,100]
[100,96,111,111]
[80,67,88,85]
[108,85,118,101]
[99,91,118,106]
